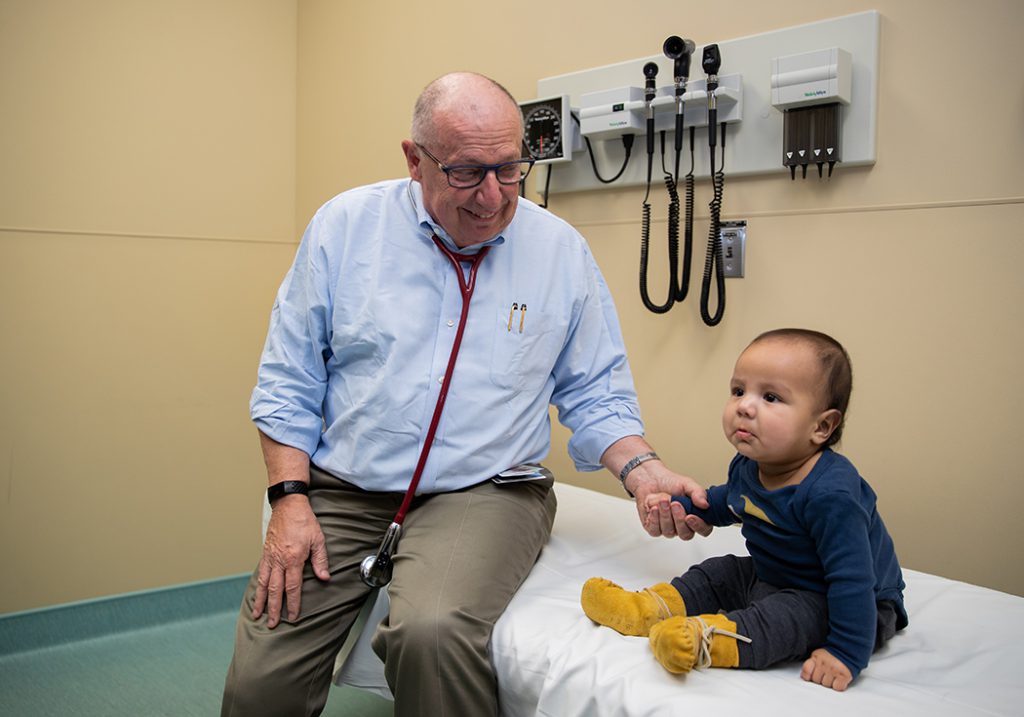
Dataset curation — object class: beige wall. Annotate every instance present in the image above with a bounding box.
[2,0,1022,613]
[0,0,297,612]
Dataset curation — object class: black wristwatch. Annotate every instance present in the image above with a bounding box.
[267,480,310,504]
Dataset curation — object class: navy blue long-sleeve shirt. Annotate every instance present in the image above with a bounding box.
[674,449,907,677]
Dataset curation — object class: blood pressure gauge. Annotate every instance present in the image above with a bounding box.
[519,95,575,164]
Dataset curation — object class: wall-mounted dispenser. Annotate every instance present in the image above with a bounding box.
[771,47,851,178]
[771,47,851,108]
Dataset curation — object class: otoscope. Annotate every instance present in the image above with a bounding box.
[699,43,726,327]
[663,35,696,182]
[642,61,659,181]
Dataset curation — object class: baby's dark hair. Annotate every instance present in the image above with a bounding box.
[751,328,853,448]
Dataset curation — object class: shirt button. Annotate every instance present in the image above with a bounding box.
[438,376,444,384]
[447,320,455,327]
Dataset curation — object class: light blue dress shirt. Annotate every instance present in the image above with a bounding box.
[250,178,644,493]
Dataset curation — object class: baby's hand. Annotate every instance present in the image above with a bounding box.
[800,648,853,691]
[644,492,673,511]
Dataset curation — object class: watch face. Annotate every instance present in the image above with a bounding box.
[523,101,564,161]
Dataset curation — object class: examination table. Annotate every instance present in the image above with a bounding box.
[321,482,1024,716]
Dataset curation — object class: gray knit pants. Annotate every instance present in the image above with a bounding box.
[670,554,898,668]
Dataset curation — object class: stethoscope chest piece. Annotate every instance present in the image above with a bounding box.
[360,521,402,587]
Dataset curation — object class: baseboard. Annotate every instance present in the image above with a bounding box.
[0,573,250,656]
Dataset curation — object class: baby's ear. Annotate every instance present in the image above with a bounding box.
[811,409,842,446]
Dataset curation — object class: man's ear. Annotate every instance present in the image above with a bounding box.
[811,409,842,446]
[401,140,422,181]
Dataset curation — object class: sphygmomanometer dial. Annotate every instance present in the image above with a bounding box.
[523,103,564,161]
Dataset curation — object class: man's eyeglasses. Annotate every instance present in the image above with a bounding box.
[416,143,535,189]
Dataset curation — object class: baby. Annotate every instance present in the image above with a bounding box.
[582,329,907,691]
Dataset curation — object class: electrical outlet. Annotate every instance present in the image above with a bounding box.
[720,220,746,278]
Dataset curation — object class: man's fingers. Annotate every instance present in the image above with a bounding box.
[670,502,695,540]
[311,534,331,582]
[639,502,659,536]
[687,483,710,510]
[252,560,271,619]
[685,513,713,537]
[284,564,304,622]
[641,499,709,541]
[657,499,678,537]
[265,566,285,629]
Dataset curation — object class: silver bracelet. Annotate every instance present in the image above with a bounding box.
[617,451,660,496]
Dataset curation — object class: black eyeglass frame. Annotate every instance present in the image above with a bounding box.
[415,143,535,189]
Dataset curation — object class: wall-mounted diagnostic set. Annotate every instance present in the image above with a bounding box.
[516,11,879,326]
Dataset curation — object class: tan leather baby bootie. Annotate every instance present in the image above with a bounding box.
[648,613,751,674]
[581,578,686,636]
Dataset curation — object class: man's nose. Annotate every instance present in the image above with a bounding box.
[474,170,504,205]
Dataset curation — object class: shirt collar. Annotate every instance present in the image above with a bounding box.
[405,178,508,255]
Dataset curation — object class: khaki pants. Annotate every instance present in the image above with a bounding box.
[222,466,557,717]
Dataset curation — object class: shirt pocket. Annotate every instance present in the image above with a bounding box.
[489,303,566,392]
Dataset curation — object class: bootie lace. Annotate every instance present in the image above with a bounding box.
[691,616,752,670]
[643,588,677,621]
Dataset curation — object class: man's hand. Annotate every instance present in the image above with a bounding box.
[801,648,853,691]
[600,436,712,541]
[252,430,330,628]
[629,470,712,540]
[252,495,330,628]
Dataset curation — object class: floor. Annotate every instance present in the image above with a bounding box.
[0,576,393,717]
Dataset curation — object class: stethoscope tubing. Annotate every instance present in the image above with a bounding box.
[390,234,490,525]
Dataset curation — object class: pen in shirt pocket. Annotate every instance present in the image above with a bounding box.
[506,302,527,333]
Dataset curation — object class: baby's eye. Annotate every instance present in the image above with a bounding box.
[764,392,780,403]
[731,387,744,397]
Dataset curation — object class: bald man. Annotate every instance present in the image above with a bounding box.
[222,72,708,716]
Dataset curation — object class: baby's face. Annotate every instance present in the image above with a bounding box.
[721,338,826,468]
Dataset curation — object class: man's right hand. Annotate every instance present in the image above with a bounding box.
[252,494,331,628]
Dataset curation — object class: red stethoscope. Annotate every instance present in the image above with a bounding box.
[360,234,490,587]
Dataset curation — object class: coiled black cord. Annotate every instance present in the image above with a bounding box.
[699,122,727,326]
[639,128,669,313]
[639,171,682,313]
[639,129,695,314]
[679,126,696,304]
